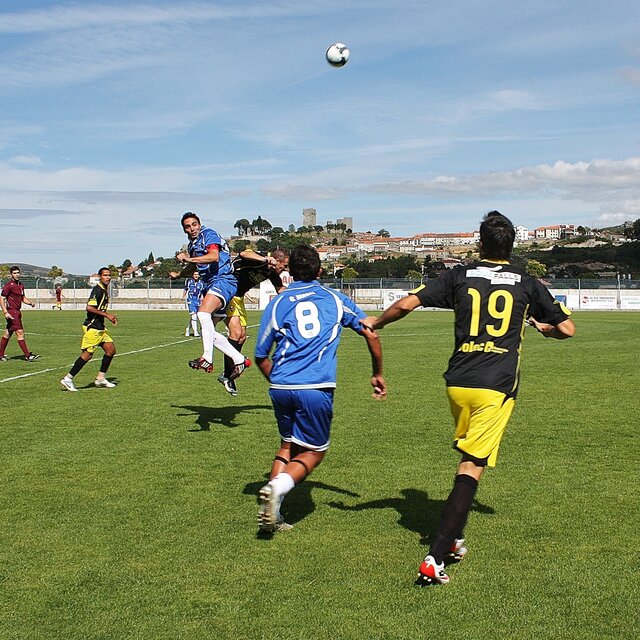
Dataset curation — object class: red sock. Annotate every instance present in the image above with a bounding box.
[17,339,30,356]
[0,336,8,356]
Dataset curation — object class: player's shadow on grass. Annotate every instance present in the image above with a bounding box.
[243,479,360,539]
[329,489,495,546]
[173,403,272,431]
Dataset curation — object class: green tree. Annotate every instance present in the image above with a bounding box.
[341,267,358,281]
[153,257,182,278]
[121,259,132,270]
[377,229,390,238]
[234,218,251,237]
[232,240,248,253]
[288,224,296,233]
[0,264,10,278]
[48,265,63,278]
[256,238,271,253]
[147,252,155,264]
[525,259,547,278]
[407,269,422,281]
[632,218,640,240]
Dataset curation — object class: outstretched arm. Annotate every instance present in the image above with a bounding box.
[528,316,575,339]
[360,293,422,332]
[361,326,386,400]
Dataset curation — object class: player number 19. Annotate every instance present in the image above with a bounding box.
[467,288,514,337]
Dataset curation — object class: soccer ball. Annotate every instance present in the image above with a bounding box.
[326,42,350,67]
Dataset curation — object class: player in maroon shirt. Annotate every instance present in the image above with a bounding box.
[0,266,40,362]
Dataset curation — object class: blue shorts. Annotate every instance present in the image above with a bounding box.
[269,388,334,452]
[187,300,200,314]
[202,274,237,308]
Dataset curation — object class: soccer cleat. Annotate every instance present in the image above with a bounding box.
[258,483,279,532]
[60,377,78,392]
[194,333,200,337]
[184,331,190,337]
[0,355,7,362]
[445,538,467,563]
[94,378,116,388]
[229,357,251,381]
[25,353,40,362]
[188,357,213,373]
[415,555,450,586]
[274,517,293,532]
[217,374,238,397]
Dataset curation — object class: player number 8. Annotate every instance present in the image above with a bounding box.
[295,301,321,338]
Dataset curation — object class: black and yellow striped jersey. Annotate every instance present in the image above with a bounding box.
[83,282,110,330]
[414,261,570,397]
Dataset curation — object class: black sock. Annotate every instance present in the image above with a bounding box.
[100,354,113,375]
[69,357,88,377]
[224,339,242,379]
[429,474,479,563]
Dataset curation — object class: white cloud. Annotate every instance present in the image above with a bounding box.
[368,158,640,198]
[9,154,43,166]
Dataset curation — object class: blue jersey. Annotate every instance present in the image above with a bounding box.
[255,280,366,389]
[184,278,204,305]
[188,225,233,282]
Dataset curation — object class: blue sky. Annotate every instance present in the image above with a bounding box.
[1,0,640,273]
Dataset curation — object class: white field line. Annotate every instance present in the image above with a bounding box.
[1,329,438,385]
[0,338,192,384]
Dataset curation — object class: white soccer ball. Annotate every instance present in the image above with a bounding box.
[326,42,350,67]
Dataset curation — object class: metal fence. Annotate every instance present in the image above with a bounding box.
[3,277,640,310]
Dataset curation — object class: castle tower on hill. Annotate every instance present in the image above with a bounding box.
[302,208,317,227]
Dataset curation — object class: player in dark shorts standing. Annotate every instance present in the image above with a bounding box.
[0,266,39,362]
[53,284,64,310]
[216,249,289,396]
[362,211,575,586]
[60,267,118,392]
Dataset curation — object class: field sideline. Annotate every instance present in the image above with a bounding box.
[0,310,637,639]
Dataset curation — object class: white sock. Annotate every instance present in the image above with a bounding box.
[197,311,215,362]
[270,472,295,499]
[212,330,244,365]
[190,313,199,335]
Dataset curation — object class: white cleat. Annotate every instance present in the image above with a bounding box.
[258,483,279,532]
[94,378,116,388]
[60,377,78,392]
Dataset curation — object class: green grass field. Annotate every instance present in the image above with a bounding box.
[0,310,637,639]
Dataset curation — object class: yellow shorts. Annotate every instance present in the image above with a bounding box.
[81,326,113,353]
[447,387,515,467]
[225,296,247,327]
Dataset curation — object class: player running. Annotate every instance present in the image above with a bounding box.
[170,212,249,379]
[181,271,204,337]
[216,249,289,397]
[361,211,575,586]
[254,245,386,533]
[0,266,40,362]
[60,267,119,391]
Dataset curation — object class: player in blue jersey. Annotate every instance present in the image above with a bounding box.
[181,271,204,337]
[254,244,386,533]
[171,212,249,378]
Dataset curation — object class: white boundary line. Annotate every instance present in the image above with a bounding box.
[0,338,192,384]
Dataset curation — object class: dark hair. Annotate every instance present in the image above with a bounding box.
[479,211,515,260]
[98,266,112,276]
[289,245,321,282]
[181,211,200,227]
[10,266,20,273]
